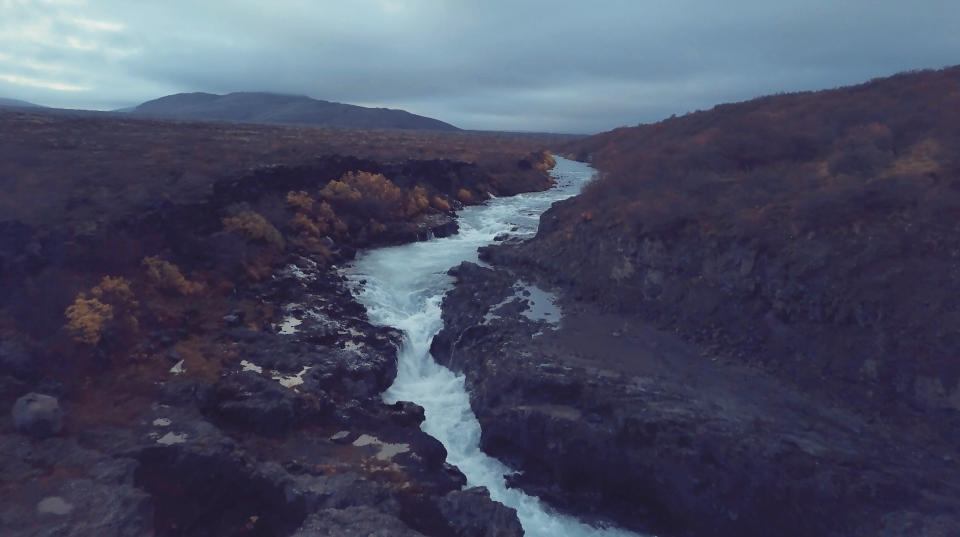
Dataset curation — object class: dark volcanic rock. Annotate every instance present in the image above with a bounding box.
[293,506,427,537]
[0,435,152,537]
[436,487,524,537]
[12,392,63,437]
[433,261,960,537]
[207,371,330,435]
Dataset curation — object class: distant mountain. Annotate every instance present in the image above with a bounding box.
[0,98,41,108]
[127,92,458,131]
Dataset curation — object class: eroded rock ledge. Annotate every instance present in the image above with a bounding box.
[432,260,960,537]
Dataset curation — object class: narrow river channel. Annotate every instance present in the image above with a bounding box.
[345,157,646,537]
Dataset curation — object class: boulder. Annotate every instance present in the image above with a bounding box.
[437,487,524,537]
[12,393,63,437]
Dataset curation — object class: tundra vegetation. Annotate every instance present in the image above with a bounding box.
[0,105,561,421]
[551,67,960,411]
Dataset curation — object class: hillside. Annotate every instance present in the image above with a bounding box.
[0,98,40,108]
[435,66,960,536]
[129,92,459,131]
[545,65,960,415]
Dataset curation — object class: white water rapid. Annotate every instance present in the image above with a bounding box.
[345,157,647,537]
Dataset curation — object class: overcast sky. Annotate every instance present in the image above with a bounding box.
[1,0,957,133]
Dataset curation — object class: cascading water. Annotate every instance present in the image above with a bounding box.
[345,157,648,537]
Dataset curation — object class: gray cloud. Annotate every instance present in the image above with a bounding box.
[0,0,957,132]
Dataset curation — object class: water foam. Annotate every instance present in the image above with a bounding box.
[346,157,648,537]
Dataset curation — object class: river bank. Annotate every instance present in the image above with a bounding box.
[433,257,960,536]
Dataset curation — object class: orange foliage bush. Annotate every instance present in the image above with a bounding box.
[91,276,138,306]
[64,275,140,345]
[431,196,452,212]
[287,190,346,237]
[320,171,406,220]
[319,179,363,202]
[142,256,205,295]
[65,296,114,345]
[320,171,403,209]
[242,252,280,281]
[222,210,285,249]
[457,188,473,203]
[314,201,346,232]
[291,212,322,236]
[405,185,431,217]
[285,190,314,212]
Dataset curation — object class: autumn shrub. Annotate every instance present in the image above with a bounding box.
[64,275,140,345]
[404,185,430,217]
[285,190,314,212]
[431,196,452,212]
[242,251,281,281]
[314,200,346,232]
[65,296,114,345]
[286,191,346,237]
[91,276,138,306]
[291,212,322,236]
[457,188,473,203]
[142,256,205,295]
[320,171,405,219]
[518,151,556,171]
[222,210,285,249]
[285,190,346,258]
[318,179,363,202]
[288,236,334,260]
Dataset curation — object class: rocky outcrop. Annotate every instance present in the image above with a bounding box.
[437,487,525,537]
[0,256,524,537]
[432,261,960,537]
[12,393,63,437]
[491,208,960,422]
[0,435,153,537]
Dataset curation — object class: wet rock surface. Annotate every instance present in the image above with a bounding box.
[436,487,525,537]
[433,261,960,537]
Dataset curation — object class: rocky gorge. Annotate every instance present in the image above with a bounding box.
[4,66,960,537]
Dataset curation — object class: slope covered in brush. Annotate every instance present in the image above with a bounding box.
[529,66,960,413]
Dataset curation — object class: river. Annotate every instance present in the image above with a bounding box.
[345,157,646,537]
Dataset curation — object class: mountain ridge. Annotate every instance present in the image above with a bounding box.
[127,91,459,131]
[0,97,41,108]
